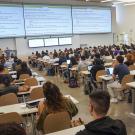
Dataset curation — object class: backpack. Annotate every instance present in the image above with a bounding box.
[83,79,93,95]
[47,67,55,76]
[69,76,78,88]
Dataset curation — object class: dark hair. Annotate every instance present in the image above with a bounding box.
[0,75,11,87]
[95,53,100,59]
[89,91,110,115]
[43,81,65,111]
[116,55,124,64]
[21,62,28,71]
[81,56,86,61]
[94,58,102,65]
[0,123,26,135]
[0,64,4,72]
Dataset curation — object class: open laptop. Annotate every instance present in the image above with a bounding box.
[106,68,113,75]
[67,60,71,65]
[88,65,92,71]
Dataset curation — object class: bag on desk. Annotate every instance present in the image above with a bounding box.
[69,76,78,88]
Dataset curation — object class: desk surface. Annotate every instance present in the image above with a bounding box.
[46,125,85,135]
[99,75,113,81]
[80,70,90,75]
[0,103,38,115]
[126,82,135,88]
[130,70,135,75]
[104,62,112,67]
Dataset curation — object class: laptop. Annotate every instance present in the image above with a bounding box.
[106,68,113,75]
[67,60,71,65]
[88,65,92,71]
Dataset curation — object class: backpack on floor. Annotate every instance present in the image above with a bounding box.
[69,76,78,88]
[47,68,55,76]
[83,80,93,95]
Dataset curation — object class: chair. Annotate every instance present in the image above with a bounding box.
[25,78,38,86]
[128,65,135,71]
[43,111,71,134]
[96,70,106,83]
[29,87,44,101]
[19,74,30,80]
[0,93,18,106]
[121,74,134,91]
[0,112,24,125]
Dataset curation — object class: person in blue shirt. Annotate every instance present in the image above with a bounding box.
[107,55,130,103]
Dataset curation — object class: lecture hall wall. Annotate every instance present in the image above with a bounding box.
[0,4,117,58]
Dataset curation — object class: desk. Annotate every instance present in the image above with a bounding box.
[104,62,112,67]
[130,70,135,76]
[35,76,45,85]
[52,63,59,75]
[46,125,85,135]
[0,103,37,115]
[9,71,17,75]
[99,75,113,91]
[0,103,37,135]
[126,82,135,116]
[80,71,90,76]
[32,72,38,77]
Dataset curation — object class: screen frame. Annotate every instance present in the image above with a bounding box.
[28,38,45,48]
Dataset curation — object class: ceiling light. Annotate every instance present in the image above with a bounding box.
[124,2,135,5]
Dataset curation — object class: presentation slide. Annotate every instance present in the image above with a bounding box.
[44,38,59,46]
[59,37,72,45]
[72,6,111,34]
[28,39,44,48]
[24,5,72,36]
[0,4,25,38]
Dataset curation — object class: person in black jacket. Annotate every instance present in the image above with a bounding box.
[76,91,127,135]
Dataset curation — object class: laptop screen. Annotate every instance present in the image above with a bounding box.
[106,68,113,75]
[88,66,92,71]
[67,60,71,64]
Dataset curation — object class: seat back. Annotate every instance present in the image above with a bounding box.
[0,112,23,124]
[128,65,135,71]
[25,78,38,86]
[0,93,18,106]
[96,70,106,82]
[29,87,44,101]
[19,74,30,80]
[121,74,134,90]
[43,111,71,134]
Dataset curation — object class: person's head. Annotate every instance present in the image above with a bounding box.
[89,91,110,119]
[126,54,133,62]
[0,64,4,72]
[94,58,102,65]
[43,81,64,111]
[0,123,26,135]
[0,75,11,87]
[81,56,86,61]
[21,62,28,70]
[95,53,101,59]
[116,55,124,64]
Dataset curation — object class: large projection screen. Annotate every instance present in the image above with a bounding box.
[28,39,44,48]
[0,4,25,38]
[72,6,112,34]
[24,5,72,36]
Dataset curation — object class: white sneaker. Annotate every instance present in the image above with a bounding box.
[110,98,118,103]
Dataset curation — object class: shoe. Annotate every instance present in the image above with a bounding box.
[110,98,118,103]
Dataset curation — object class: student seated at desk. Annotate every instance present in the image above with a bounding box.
[76,91,127,135]
[36,81,78,131]
[0,123,26,135]
[17,62,32,79]
[78,56,89,72]
[90,59,105,81]
[0,64,9,74]
[107,55,130,103]
[124,53,134,67]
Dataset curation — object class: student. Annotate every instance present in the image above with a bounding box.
[90,58,105,81]
[124,53,134,67]
[76,91,127,135]
[78,56,89,72]
[0,123,26,135]
[36,81,78,131]
[0,74,18,96]
[107,55,130,103]
[17,62,32,79]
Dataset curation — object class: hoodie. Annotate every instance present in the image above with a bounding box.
[76,116,127,135]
